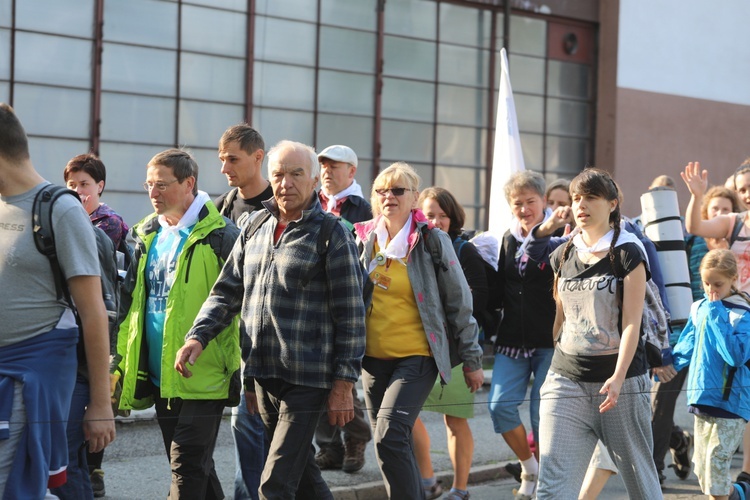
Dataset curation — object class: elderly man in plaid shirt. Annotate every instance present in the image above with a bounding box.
[175,139,366,500]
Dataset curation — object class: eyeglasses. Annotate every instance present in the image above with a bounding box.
[375,187,412,197]
[143,179,179,192]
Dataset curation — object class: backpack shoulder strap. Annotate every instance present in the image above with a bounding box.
[452,237,468,261]
[243,209,273,243]
[421,225,447,274]
[300,212,340,288]
[32,185,80,306]
[730,213,746,245]
[117,235,134,271]
[206,228,226,263]
[220,188,239,217]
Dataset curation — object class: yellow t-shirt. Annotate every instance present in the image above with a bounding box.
[366,242,430,358]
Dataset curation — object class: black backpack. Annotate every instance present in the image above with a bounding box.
[243,209,341,288]
[32,185,121,361]
[451,234,502,342]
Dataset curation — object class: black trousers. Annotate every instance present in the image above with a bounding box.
[255,378,332,500]
[154,393,225,500]
[651,367,690,472]
[315,385,372,453]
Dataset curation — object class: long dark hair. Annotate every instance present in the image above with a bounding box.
[555,168,621,296]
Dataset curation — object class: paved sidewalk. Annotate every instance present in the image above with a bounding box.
[99,371,731,499]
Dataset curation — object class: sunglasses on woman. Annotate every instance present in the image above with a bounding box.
[375,187,412,197]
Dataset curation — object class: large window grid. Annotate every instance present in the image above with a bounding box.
[509,16,596,184]
[432,3,495,228]
[7,0,96,179]
[2,0,596,230]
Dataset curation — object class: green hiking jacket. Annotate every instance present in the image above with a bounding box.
[116,202,240,410]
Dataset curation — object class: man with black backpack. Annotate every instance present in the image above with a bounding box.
[114,149,240,498]
[175,140,366,499]
[0,103,115,498]
[215,123,274,225]
[213,123,273,500]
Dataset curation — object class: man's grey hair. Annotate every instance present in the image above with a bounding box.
[267,140,320,179]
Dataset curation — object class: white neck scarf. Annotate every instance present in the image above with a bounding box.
[367,213,413,274]
[572,225,646,261]
[157,190,210,245]
[573,228,614,254]
[322,179,364,212]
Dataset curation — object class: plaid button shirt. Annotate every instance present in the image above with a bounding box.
[186,197,366,389]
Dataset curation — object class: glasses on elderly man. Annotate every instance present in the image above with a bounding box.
[143,179,179,192]
[375,187,412,197]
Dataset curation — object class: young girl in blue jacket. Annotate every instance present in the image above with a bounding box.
[674,249,750,500]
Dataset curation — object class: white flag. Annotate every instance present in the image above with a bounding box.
[488,47,525,237]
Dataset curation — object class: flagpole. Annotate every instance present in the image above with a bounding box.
[488,47,526,238]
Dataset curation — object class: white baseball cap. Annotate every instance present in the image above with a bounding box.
[318,145,358,168]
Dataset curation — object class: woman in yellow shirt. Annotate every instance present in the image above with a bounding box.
[353,162,484,499]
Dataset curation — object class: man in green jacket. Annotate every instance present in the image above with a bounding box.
[114,149,240,499]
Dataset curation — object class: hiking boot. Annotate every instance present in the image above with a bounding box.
[669,430,693,480]
[315,446,343,470]
[424,480,443,500]
[341,436,366,473]
[90,469,105,498]
[505,462,522,483]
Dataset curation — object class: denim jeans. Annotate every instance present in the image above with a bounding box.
[232,390,269,500]
[488,347,554,440]
[50,375,94,500]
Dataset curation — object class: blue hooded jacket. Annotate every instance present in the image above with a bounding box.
[673,294,750,421]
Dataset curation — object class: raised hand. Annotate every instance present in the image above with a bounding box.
[680,161,708,197]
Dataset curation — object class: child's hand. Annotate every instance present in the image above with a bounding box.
[708,290,721,302]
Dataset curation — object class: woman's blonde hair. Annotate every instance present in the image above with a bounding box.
[370,161,421,216]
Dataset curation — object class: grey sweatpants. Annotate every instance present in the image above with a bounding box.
[537,371,662,500]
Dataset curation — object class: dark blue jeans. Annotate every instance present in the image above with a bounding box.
[255,378,331,500]
[232,390,269,500]
[50,374,93,500]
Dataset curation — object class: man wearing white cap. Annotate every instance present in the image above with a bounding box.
[315,145,373,473]
[317,145,372,231]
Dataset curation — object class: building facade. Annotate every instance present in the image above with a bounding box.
[1,0,747,226]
